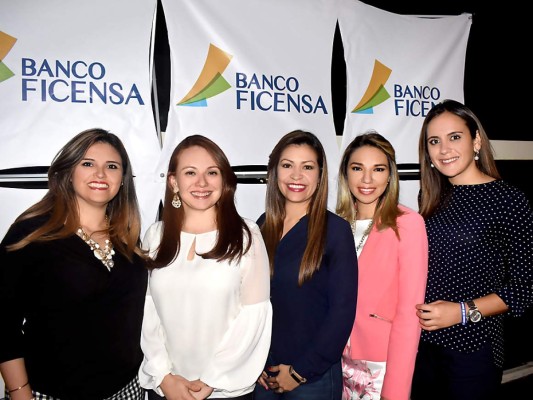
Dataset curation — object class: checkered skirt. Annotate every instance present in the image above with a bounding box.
[4,376,144,400]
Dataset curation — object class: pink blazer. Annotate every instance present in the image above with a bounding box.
[348,205,428,400]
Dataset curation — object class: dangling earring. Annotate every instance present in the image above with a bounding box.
[171,191,181,208]
[430,163,435,168]
[474,150,480,161]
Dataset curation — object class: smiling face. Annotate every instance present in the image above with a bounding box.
[169,145,223,215]
[72,142,123,211]
[276,144,320,209]
[426,111,481,185]
[347,145,390,216]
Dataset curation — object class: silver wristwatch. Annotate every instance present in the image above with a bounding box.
[466,300,482,323]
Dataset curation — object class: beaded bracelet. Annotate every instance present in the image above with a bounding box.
[460,302,467,325]
[8,381,29,393]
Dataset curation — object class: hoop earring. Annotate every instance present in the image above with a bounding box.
[171,192,181,209]
[474,150,480,161]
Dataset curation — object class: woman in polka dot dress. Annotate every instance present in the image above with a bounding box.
[410,99,533,400]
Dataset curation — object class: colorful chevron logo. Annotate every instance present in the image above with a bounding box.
[177,44,233,107]
[352,60,392,114]
[0,31,17,83]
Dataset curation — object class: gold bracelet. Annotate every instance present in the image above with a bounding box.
[289,365,307,384]
[8,381,29,393]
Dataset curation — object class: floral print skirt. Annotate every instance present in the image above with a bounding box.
[342,338,387,400]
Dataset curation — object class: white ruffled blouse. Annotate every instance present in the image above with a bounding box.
[138,219,272,398]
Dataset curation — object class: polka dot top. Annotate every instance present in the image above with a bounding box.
[420,180,533,368]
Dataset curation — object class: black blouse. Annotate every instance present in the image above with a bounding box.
[0,216,148,399]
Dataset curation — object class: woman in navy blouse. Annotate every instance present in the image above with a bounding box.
[411,100,533,400]
[254,130,358,400]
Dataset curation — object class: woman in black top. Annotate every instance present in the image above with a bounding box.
[411,100,533,400]
[0,128,148,400]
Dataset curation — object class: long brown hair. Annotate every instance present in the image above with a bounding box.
[261,130,328,285]
[418,99,500,218]
[336,131,403,238]
[150,135,251,269]
[7,128,143,260]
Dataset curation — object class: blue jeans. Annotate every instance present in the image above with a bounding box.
[254,361,342,400]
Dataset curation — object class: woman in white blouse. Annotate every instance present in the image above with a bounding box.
[139,135,272,400]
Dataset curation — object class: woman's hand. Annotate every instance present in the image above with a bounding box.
[257,370,269,390]
[416,300,461,331]
[189,379,213,400]
[267,364,299,393]
[159,374,202,400]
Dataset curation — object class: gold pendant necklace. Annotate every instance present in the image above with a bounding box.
[76,220,115,271]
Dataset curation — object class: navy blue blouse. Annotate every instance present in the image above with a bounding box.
[421,180,533,367]
[258,211,358,382]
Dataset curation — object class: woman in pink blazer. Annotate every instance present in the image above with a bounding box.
[336,131,428,400]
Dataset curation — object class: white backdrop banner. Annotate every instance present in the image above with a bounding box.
[339,0,472,165]
[0,0,161,238]
[160,0,341,221]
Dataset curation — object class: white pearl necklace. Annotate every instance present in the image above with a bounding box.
[77,226,115,271]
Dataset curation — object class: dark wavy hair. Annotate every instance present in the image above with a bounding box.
[150,134,251,269]
[8,128,143,260]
